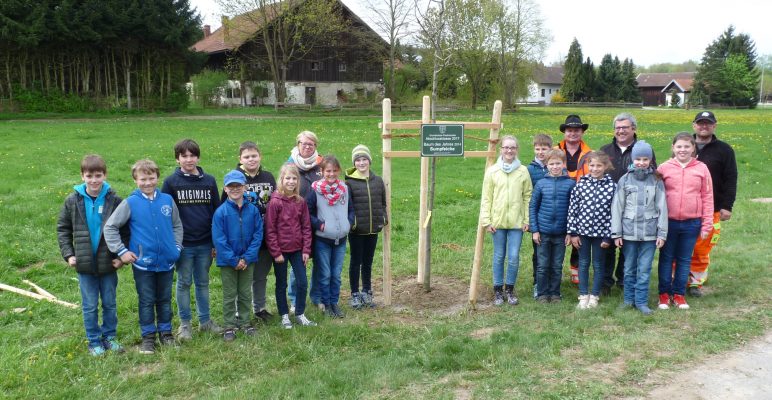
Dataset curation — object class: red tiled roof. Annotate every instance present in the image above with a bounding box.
[192,4,288,53]
[636,72,695,88]
[661,78,694,93]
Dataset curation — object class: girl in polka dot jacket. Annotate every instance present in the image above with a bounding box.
[567,151,617,309]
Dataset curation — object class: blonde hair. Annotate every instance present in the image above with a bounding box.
[584,151,614,171]
[500,135,518,148]
[544,149,566,163]
[277,164,302,200]
[296,130,319,146]
[131,159,160,178]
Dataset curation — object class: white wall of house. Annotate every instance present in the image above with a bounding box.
[524,83,562,104]
[665,92,688,107]
[198,80,383,106]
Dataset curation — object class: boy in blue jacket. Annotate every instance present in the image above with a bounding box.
[529,150,575,303]
[212,170,264,341]
[104,159,183,355]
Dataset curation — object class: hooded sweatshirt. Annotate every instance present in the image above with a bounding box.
[161,166,219,247]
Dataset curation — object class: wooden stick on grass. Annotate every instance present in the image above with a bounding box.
[22,279,57,300]
[0,283,79,309]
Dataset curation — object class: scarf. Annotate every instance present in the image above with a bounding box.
[628,165,654,181]
[497,156,521,174]
[312,179,346,206]
[290,147,321,172]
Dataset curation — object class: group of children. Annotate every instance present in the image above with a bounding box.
[482,131,713,315]
[57,137,387,355]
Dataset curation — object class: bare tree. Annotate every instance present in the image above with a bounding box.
[366,0,412,102]
[415,0,455,118]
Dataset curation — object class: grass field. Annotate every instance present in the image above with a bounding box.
[0,106,770,399]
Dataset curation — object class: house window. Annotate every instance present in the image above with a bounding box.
[311,62,323,71]
[541,89,545,97]
[549,89,552,94]
[338,63,347,72]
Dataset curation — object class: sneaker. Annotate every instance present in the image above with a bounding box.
[493,289,504,306]
[296,314,317,326]
[687,286,704,298]
[281,314,293,330]
[536,295,550,304]
[617,302,634,311]
[222,329,236,342]
[673,294,690,309]
[88,345,106,357]
[577,294,589,310]
[587,295,599,308]
[177,321,193,341]
[243,326,257,336]
[102,337,125,353]
[658,294,671,310]
[330,303,345,318]
[289,305,296,315]
[570,265,579,284]
[139,335,156,355]
[506,291,519,306]
[199,320,223,334]
[325,304,337,318]
[317,303,326,312]
[361,291,376,308]
[350,292,363,309]
[548,295,562,303]
[637,305,653,315]
[255,309,273,323]
[159,332,176,346]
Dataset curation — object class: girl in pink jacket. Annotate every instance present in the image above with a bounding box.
[656,132,713,310]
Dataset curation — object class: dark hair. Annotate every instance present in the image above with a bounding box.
[239,141,260,155]
[319,154,341,172]
[671,132,697,158]
[80,154,106,174]
[174,138,201,159]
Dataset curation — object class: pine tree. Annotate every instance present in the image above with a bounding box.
[560,38,585,101]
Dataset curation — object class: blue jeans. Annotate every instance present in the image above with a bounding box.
[536,233,567,297]
[175,244,213,324]
[577,236,606,296]
[491,229,524,286]
[78,272,118,348]
[622,240,656,306]
[314,238,347,305]
[274,251,307,316]
[132,267,174,337]
[658,218,701,296]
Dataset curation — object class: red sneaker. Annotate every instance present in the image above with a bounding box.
[570,265,579,284]
[658,293,671,310]
[673,294,690,310]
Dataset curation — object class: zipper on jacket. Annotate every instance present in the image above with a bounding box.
[367,177,373,233]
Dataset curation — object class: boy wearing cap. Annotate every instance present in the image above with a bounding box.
[689,111,737,297]
[345,144,387,309]
[212,170,264,341]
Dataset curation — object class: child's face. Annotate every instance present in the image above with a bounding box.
[354,157,370,174]
[239,148,261,173]
[546,158,564,177]
[177,150,200,174]
[134,171,158,196]
[81,170,106,195]
[534,145,551,162]
[588,158,607,179]
[282,174,298,192]
[322,165,340,182]
[672,139,694,163]
[224,183,245,202]
[633,157,651,169]
[500,139,518,163]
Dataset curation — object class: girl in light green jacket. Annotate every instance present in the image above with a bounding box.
[480,135,533,306]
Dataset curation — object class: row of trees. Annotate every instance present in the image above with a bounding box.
[559,39,639,103]
[0,0,202,111]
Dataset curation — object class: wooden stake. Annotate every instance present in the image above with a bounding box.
[417,95,431,283]
[22,279,56,299]
[469,100,503,308]
[381,98,393,306]
[0,283,79,309]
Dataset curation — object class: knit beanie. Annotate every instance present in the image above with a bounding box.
[631,140,653,159]
[351,144,372,164]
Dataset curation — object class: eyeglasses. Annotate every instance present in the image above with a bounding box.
[614,125,632,131]
[695,120,715,126]
[299,142,316,148]
[501,146,518,150]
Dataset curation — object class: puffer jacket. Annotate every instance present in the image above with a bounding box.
[600,136,657,183]
[56,184,128,275]
[265,192,312,258]
[567,174,616,238]
[479,163,532,229]
[527,159,548,185]
[529,172,575,235]
[610,168,668,241]
[657,158,714,233]
[212,199,263,267]
[345,167,388,235]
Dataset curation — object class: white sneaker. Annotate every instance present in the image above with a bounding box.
[587,295,599,308]
[281,314,293,329]
[577,295,589,310]
[296,314,317,326]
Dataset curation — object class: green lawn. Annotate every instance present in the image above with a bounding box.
[0,106,770,399]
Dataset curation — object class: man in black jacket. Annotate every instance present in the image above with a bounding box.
[689,111,737,297]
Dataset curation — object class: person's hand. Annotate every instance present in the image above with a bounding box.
[719,209,732,221]
[522,224,530,233]
[564,235,571,246]
[112,258,123,269]
[274,255,285,264]
[302,253,310,265]
[320,223,325,232]
[614,238,623,248]
[570,236,581,249]
[600,241,610,249]
[656,238,665,249]
[532,232,541,245]
[236,259,247,270]
[485,225,496,233]
[120,251,137,264]
[700,231,709,240]
[211,248,217,258]
[67,256,76,267]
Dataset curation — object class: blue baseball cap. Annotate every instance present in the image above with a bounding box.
[223,170,246,186]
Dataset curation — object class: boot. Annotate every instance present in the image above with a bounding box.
[505,284,518,305]
[493,286,504,306]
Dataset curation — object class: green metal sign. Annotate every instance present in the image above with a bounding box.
[421,124,464,157]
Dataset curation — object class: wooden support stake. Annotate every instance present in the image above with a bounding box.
[0,283,79,309]
[417,95,431,283]
[381,98,393,306]
[22,279,56,299]
[468,100,503,308]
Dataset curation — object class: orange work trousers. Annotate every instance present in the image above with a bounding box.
[689,212,721,288]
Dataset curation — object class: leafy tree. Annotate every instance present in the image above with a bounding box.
[560,38,586,101]
[367,0,411,102]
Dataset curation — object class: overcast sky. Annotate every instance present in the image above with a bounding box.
[190,0,772,67]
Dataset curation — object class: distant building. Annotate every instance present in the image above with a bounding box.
[661,77,694,107]
[525,66,563,104]
[636,72,696,106]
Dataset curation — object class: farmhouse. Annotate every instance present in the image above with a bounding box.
[635,72,696,106]
[524,66,563,104]
[191,0,386,106]
[661,77,694,107]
